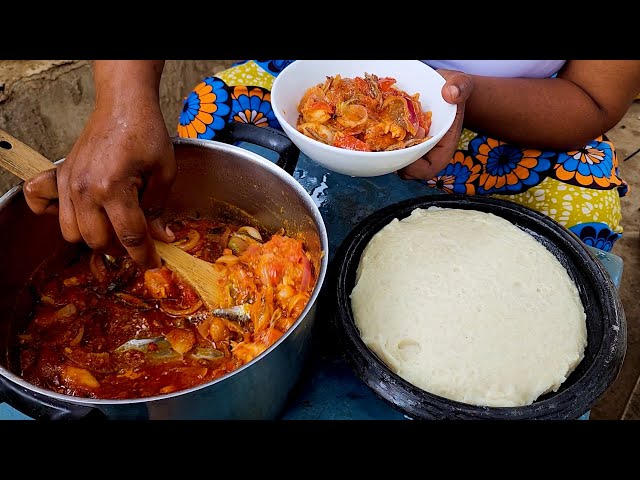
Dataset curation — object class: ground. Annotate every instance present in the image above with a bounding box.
[590,101,640,419]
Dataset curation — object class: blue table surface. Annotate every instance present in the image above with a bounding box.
[0,145,623,421]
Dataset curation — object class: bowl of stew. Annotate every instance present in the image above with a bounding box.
[271,60,457,177]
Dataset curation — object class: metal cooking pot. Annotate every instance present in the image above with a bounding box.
[0,123,329,420]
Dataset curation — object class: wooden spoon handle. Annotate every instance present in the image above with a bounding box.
[0,128,228,311]
[0,129,56,181]
[153,239,227,310]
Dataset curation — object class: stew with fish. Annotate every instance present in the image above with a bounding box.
[15,215,316,399]
[296,73,433,152]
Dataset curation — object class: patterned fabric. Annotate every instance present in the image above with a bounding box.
[177,60,628,251]
[431,130,628,251]
[229,85,279,129]
[552,137,622,189]
[424,152,480,195]
[178,77,231,139]
[569,222,622,252]
[470,137,556,195]
[177,60,293,141]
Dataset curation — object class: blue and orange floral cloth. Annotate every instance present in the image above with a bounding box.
[177,60,629,251]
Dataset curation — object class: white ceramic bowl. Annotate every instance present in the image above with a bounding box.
[271,60,457,177]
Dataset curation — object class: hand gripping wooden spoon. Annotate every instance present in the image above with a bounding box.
[0,129,228,311]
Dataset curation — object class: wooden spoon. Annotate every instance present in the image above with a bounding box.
[0,129,228,311]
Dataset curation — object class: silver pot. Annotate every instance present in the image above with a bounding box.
[0,124,329,419]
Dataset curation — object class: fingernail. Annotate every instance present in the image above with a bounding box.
[448,85,460,100]
[165,225,175,242]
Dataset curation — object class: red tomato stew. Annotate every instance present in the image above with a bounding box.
[296,73,433,152]
[15,216,316,399]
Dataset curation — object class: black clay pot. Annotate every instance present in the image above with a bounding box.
[330,195,626,420]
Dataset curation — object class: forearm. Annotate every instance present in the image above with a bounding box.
[94,60,165,112]
[464,75,625,151]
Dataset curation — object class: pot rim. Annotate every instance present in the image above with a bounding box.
[0,137,329,405]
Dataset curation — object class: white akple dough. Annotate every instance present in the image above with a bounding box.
[350,207,587,407]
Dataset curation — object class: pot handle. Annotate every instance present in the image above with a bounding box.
[218,122,300,176]
[0,375,106,421]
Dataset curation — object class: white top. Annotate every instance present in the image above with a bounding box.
[423,60,567,78]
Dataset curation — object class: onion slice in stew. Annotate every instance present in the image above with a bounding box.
[160,299,203,317]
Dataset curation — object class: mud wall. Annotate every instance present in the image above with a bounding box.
[0,60,236,194]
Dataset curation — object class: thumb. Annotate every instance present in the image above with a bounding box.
[23,168,60,215]
[436,69,474,105]
[147,215,175,244]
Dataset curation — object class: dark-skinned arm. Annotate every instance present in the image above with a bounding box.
[399,60,640,181]
[23,60,176,269]
[464,60,640,150]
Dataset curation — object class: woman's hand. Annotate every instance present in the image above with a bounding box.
[23,61,176,269]
[398,69,474,181]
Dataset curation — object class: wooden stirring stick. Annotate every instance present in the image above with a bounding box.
[0,129,228,311]
[151,240,228,310]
